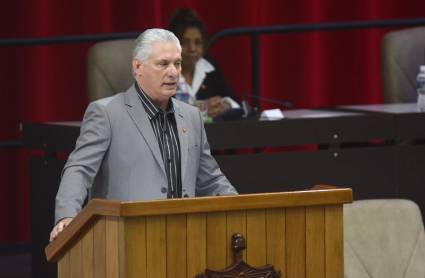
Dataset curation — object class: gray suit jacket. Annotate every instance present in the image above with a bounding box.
[55,85,237,223]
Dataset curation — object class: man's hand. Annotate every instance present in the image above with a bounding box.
[49,217,73,242]
[207,96,231,117]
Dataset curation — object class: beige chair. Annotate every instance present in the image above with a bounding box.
[344,199,425,278]
[381,27,425,103]
[87,39,134,102]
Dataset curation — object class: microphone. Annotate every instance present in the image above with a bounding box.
[213,94,293,121]
[213,101,256,122]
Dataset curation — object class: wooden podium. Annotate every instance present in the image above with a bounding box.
[45,188,352,278]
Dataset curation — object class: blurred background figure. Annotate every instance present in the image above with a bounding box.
[169,8,240,118]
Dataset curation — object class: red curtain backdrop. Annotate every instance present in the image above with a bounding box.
[1,0,425,243]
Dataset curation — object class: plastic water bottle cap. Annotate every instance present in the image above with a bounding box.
[420,65,425,72]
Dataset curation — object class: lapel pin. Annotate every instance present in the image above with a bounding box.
[182,128,187,133]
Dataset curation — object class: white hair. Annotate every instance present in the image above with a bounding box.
[133,28,181,63]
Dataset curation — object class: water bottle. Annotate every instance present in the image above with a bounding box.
[416,65,425,112]
[175,81,191,104]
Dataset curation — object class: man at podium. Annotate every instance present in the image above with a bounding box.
[49,28,237,242]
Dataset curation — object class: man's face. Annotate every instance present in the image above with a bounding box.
[133,41,182,107]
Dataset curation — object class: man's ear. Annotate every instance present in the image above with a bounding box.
[132,58,143,77]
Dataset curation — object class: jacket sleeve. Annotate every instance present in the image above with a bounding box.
[55,101,112,223]
[195,110,238,196]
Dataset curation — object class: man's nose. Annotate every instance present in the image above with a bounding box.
[168,65,179,76]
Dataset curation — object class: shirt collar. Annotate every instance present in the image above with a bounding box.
[196,57,215,74]
[134,82,174,120]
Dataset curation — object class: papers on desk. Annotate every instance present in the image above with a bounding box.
[260,109,285,120]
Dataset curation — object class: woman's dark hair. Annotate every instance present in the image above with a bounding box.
[168,8,208,43]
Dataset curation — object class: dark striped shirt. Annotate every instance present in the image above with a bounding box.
[135,83,182,198]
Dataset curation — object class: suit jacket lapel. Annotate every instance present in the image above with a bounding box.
[173,99,189,185]
[124,86,166,175]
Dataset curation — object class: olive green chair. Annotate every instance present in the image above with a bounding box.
[87,39,134,102]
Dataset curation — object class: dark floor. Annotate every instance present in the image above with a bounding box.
[0,253,31,278]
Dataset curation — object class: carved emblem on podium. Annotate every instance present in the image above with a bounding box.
[196,233,281,278]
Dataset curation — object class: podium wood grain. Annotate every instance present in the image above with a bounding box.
[47,189,352,278]
[246,209,267,266]
[166,214,187,278]
[187,213,206,277]
[106,216,120,278]
[146,216,166,277]
[266,208,286,276]
[206,212,227,270]
[81,227,94,278]
[325,205,343,278]
[124,217,146,278]
[93,218,106,278]
[286,207,306,278]
[57,251,69,278]
[306,206,325,278]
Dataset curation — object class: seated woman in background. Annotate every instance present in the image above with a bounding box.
[169,8,239,118]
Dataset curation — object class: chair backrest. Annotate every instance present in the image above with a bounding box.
[344,199,425,278]
[87,39,135,102]
[381,27,425,103]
